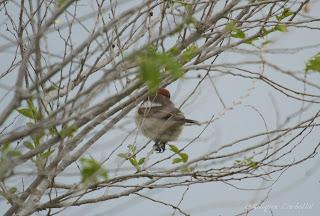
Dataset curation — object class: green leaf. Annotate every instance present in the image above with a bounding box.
[146,45,157,55]
[164,54,184,78]
[80,157,107,183]
[41,149,54,158]
[9,187,17,194]
[60,124,78,138]
[26,100,42,120]
[181,44,199,64]
[225,21,236,32]
[169,145,180,154]
[128,144,137,154]
[138,46,184,91]
[244,37,258,45]
[1,142,10,153]
[180,166,194,173]
[282,8,294,17]
[17,100,42,121]
[179,153,189,163]
[49,126,59,136]
[172,158,183,164]
[46,84,59,93]
[184,4,192,15]
[138,157,145,165]
[17,104,42,121]
[262,40,272,47]
[129,158,138,167]
[274,24,287,32]
[56,0,66,7]
[7,150,22,157]
[225,21,246,39]
[23,141,34,150]
[260,27,268,37]
[249,161,259,169]
[169,46,180,55]
[31,129,45,146]
[129,158,140,171]
[117,153,129,159]
[231,29,246,39]
[98,169,109,181]
[276,8,294,21]
[139,58,161,91]
[305,53,320,73]
[17,108,34,119]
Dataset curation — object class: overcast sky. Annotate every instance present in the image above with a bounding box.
[0,1,320,215]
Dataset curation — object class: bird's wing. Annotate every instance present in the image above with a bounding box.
[138,105,186,122]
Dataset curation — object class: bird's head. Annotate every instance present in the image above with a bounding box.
[156,88,170,99]
[143,88,171,105]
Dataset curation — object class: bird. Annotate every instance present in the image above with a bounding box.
[135,88,200,153]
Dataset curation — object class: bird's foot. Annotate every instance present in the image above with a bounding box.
[154,142,166,153]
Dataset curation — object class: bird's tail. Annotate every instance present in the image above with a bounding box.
[184,118,201,126]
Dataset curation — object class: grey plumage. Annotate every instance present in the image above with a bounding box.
[135,90,200,152]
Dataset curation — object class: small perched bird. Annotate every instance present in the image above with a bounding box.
[135,88,200,153]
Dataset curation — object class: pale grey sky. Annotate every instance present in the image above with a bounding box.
[0,1,319,215]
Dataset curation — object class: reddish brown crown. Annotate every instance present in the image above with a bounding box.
[157,88,170,98]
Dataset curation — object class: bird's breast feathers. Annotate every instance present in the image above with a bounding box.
[135,109,184,142]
